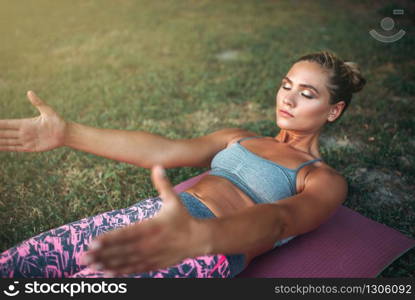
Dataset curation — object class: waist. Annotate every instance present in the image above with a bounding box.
[185,175,256,217]
[178,191,216,219]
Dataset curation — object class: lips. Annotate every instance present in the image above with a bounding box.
[279,109,294,117]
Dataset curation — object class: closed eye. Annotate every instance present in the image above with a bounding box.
[281,86,314,99]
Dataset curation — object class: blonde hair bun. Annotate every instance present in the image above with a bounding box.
[344,61,366,93]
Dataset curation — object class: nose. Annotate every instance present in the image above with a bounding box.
[282,96,295,107]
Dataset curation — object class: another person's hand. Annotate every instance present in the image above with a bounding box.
[0,91,67,152]
[82,165,209,275]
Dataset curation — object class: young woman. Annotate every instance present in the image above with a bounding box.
[0,51,366,278]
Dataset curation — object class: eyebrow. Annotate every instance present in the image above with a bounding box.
[282,76,320,95]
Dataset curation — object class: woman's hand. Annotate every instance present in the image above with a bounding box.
[81,165,209,275]
[0,91,67,152]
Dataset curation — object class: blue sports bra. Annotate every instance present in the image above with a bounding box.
[209,136,322,204]
[208,136,322,247]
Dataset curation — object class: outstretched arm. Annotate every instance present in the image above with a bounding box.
[82,166,347,275]
[64,122,174,168]
[0,91,177,167]
[205,167,348,260]
[0,91,246,168]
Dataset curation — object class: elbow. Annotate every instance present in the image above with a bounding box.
[264,205,289,247]
[272,205,291,241]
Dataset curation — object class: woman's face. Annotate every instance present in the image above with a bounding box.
[275,60,334,133]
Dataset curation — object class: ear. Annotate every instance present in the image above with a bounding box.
[327,101,346,122]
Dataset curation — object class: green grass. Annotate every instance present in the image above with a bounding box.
[0,0,414,277]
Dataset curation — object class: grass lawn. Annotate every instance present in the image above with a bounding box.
[0,0,414,277]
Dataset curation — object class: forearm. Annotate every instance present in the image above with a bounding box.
[195,204,287,258]
[63,122,172,168]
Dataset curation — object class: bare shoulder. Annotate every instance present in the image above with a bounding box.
[304,163,348,204]
[309,162,346,182]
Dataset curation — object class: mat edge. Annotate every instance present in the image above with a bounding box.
[375,243,415,277]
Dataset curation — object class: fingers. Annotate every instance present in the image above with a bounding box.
[26,91,54,115]
[0,145,24,152]
[0,139,21,146]
[0,130,19,139]
[27,90,44,106]
[151,165,175,199]
[82,244,163,275]
[0,120,21,130]
[80,166,184,276]
[150,165,187,218]
[84,244,142,271]
[96,221,151,247]
[84,243,137,264]
[81,220,164,273]
[84,221,157,261]
[0,130,22,151]
[82,238,141,274]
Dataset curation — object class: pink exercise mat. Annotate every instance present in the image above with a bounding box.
[173,171,415,278]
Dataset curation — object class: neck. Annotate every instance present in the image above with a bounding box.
[274,129,322,158]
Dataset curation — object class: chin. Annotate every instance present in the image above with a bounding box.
[276,117,309,131]
[276,117,295,130]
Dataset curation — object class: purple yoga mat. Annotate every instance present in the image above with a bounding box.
[173,171,415,278]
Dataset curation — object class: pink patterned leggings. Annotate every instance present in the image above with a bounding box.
[0,194,232,278]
